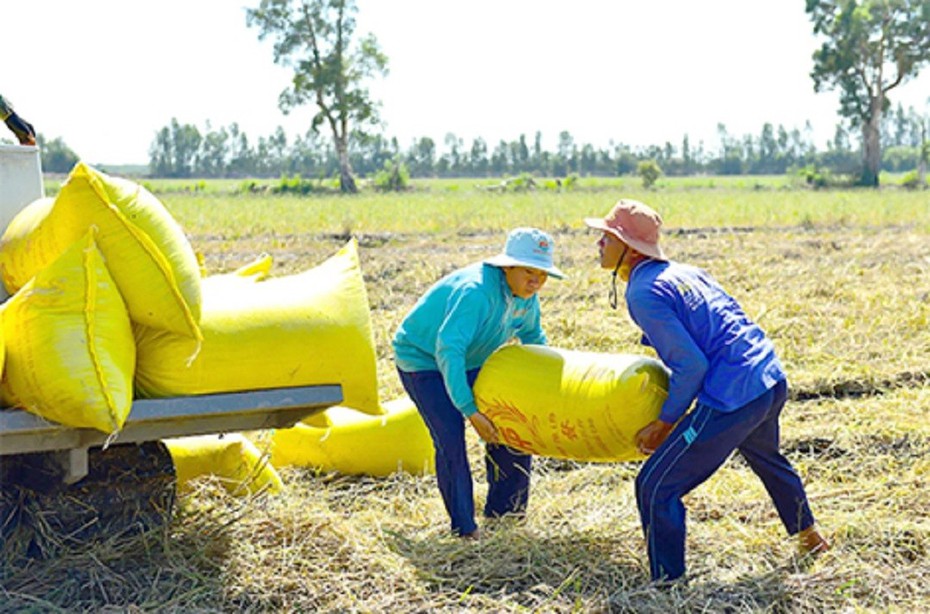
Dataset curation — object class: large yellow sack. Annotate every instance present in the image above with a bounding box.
[164,434,283,496]
[473,345,669,462]
[134,239,381,415]
[198,253,274,294]
[0,230,134,433]
[268,395,435,477]
[0,162,202,340]
[0,309,5,379]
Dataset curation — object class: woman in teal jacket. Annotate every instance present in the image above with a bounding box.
[393,228,564,539]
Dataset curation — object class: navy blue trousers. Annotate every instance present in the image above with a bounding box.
[398,368,532,536]
[635,379,815,581]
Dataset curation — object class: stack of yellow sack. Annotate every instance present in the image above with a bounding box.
[0,162,383,494]
[0,163,202,432]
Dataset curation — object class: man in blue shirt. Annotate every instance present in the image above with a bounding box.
[585,200,829,582]
[393,228,564,539]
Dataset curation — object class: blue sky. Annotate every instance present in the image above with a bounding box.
[4,0,929,164]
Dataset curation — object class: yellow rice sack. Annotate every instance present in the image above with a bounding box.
[0,230,134,433]
[0,162,202,340]
[473,345,669,462]
[269,395,434,477]
[199,253,274,293]
[225,252,273,280]
[0,308,5,379]
[164,433,283,495]
[134,239,381,415]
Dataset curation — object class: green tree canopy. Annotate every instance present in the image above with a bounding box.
[247,0,388,193]
[806,0,930,186]
[38,135,79,174]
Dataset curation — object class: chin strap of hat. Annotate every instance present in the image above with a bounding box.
[609,245,628,310]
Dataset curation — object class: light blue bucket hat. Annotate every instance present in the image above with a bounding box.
[485,227,565,279]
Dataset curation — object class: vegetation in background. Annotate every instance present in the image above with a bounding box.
[35,135,79,173]
[806,0,930,186]
[135,105,930,186]
[637,159,662,188]
[272,173,318,195]
[246,0,388,193]
[371,157,410,191]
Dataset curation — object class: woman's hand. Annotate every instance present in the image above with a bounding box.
[635,419,674,455]
[468,412,500,444]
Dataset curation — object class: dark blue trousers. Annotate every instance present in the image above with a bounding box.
[635,379,815,581]
[398,368,532,536]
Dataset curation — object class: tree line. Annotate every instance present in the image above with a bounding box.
[140,104,928,181]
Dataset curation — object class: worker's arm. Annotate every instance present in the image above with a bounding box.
[0,95,36,146]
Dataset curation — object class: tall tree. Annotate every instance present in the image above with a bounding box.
[148,118,202,178]
[806,0,930,186]
[247,0,388,193]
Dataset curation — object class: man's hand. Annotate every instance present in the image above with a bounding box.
[468,411,500,444]
[4,112,36,146]
[635,419,674,455]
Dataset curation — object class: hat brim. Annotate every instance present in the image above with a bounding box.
[584,217,667,261]
[485,255,566,279]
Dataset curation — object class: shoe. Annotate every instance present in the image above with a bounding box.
[798,526,830,556]
[459,529,480,541]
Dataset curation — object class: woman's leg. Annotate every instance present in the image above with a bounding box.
[398,369,476,536]
[484,444,532,518]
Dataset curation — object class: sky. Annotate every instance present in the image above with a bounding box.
[3,0,929,165]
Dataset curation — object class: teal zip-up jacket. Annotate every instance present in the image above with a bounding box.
[393,262,547,417]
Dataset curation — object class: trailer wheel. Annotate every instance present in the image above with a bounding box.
[1,441,176,559]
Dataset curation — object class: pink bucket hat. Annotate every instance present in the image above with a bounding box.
[584,199,667,261]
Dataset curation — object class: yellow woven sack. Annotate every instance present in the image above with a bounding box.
[0,196,54,293]
[473,345,669,462]
[0,230,134,433]
[0,162,202,340]
[226,252,273,280]
[164,434,283,495]
[134,239,381,415]
[269,395,435,477]
[199,253,274,293]
[0,308,5,379]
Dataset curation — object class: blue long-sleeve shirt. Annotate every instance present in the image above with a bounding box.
[393,263,547,417]
[626,259,784,423]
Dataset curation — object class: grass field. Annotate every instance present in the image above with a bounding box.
[2,177,929,611]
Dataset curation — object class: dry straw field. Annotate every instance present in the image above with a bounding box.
[2,179,929,612]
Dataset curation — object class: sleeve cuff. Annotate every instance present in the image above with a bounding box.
[659,407,684,424]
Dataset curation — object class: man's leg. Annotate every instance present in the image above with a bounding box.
[636,388,777,581]
[736,380,820,542]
